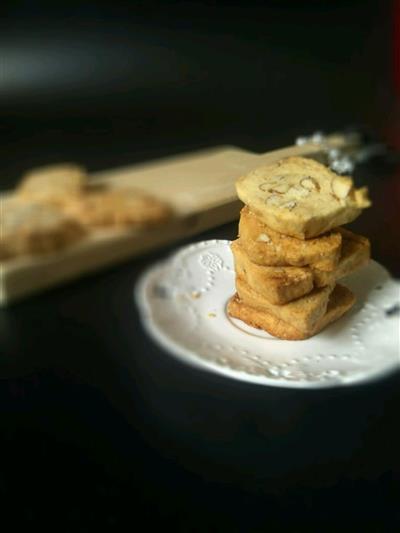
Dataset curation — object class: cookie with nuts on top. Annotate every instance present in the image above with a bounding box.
[235,156,371,239]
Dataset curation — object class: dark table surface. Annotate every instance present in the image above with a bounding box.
[1,149,400,531]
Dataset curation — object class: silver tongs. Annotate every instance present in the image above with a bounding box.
[295,130,388,174]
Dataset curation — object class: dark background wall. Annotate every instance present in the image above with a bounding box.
[0,0,396,187]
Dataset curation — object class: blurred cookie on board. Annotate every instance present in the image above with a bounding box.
[61,188,172,228]
[0,197,85,260]
[16,163,87,205]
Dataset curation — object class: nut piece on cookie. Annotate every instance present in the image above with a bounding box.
[61,188,172,228]
[236,156,371,239]
[0,197,85,260]
[17,163,87,205]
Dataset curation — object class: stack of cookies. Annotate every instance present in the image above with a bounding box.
[228,156,371,340]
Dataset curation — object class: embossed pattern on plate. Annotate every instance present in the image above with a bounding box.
[135,240,400,388]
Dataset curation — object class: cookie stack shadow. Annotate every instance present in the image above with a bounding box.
[227,158,371,340]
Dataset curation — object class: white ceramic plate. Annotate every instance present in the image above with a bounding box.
[135,240,400,388]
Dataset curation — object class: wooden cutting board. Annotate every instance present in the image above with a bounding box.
[0,135,356,305]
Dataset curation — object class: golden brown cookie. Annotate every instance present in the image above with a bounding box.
[238,206,342,271]
[227,284,355,340]
[231,230,370,303]
[313,228,370,287]
[236,156,371,239]
[235,276,334,334]
[231,239,314,305]
[0,197,85,260]
[17,163,87,205]
[61,188,172,228]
